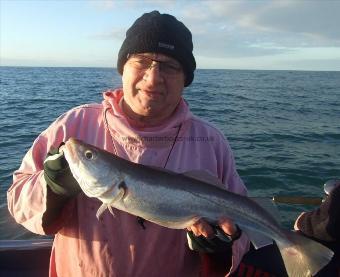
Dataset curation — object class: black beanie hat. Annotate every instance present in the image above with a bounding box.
[117,10,196,87]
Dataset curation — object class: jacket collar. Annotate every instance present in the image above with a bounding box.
[102,89,192,148]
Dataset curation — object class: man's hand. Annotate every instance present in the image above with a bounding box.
[44,145,81,198]
[187,217,238,239]
[294,183,340,241]
[186,217,241,253]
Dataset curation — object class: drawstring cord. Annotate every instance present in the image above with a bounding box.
[103,106,183,230]
[104,107,118,156]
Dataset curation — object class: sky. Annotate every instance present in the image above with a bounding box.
[1,0,340,71]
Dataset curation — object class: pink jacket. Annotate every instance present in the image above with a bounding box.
[8,89,249,276]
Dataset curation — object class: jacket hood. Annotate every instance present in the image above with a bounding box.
[102,89,193,148]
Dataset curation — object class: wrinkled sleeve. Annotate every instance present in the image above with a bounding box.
[216,134,250,275]
[7,112,75,235]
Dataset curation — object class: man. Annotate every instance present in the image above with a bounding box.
[8,11,249,276]
[294,181,340,276]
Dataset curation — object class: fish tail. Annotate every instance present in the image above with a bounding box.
[276,230,333,277]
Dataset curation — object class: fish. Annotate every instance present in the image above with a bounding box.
[62,137,333,277]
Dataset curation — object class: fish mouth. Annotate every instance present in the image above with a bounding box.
[62,138,93,194]
[62,137,85,177]
[63,138,80,163]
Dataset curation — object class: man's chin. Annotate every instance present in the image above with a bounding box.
[140,106,161,117]
[144,95,163,103]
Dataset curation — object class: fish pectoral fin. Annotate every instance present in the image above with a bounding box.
[107,205,115,216]
[242,226,273,249]
[110,184,126,203]
[96,203,109,219]
[96,186,126,219]
[96,203,116,219]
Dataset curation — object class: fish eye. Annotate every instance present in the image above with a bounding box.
[85,150,94,160]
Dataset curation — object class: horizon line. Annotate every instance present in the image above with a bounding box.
[1,65,339,72]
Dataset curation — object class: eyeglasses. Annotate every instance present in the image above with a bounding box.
[127,54,183,76]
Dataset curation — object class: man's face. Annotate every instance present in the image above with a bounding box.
[122,53,185,123]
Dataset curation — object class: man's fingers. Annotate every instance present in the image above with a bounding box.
[218,217,237,236]
[190,219,214,238]
[188,218,238,239]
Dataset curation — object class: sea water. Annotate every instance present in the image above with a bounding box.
[0,67,339,239]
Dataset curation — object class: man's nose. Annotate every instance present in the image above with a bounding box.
[143,62,164,85]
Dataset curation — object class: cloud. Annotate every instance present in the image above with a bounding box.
[86,0,340,65]
[176,2,283,58]
[91,0,117,10]
[89,28,125,40]
[239,1,340,44]
[90,0,175,11]
[176,0,340,60]
[192,28,290,58]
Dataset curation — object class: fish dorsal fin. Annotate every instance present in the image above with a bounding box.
[250,197,281,223]
[148,165,176,174]
[182,170,224,188]
[147,166,224,188]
